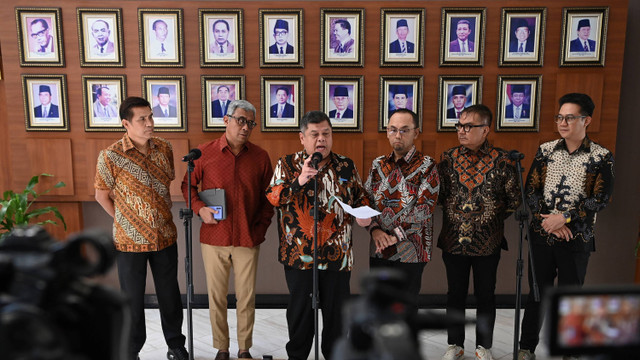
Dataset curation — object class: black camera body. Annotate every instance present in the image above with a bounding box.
[0,226,130,360]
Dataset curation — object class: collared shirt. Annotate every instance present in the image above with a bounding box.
[266,150,367,271]
[526,137,614,251]
[95,134,177,252]
[458,39,469,52]
[364,146,440,263]
[438,141,521,256]
[181,135,274,248]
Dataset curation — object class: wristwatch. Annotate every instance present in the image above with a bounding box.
[562,211,571,224]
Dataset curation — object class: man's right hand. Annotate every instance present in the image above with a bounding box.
[371,229,398,253]
[199,206,219,224]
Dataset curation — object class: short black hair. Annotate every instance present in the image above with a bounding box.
[460,104,492,127]
[457,19,471,29]
[335,19,351,34]
[96,86,109,97]
[30,18,49,31]
[152,19,167,30]
[276,87,290,96]
[120,96,151,121]
[558,93,595,117]
[213,19,230,31]
[390,108,419,129]
[300,111,331,132]
[217,85,230,93]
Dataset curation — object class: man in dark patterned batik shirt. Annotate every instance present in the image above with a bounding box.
[517,93,614,360]
[438,104,521,360]
[266,110,368,360]
[364,109,440,314]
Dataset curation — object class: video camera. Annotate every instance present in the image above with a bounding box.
[546,285,640,359]
[332,269,471,360]
[0,226,130,360]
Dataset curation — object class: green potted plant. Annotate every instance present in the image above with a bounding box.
[0,173,67,241]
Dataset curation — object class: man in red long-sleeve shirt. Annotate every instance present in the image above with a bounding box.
[182,100,273,360]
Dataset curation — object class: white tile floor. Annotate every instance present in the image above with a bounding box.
[140,308,566,360]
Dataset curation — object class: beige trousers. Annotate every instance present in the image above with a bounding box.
[201,243,260,350]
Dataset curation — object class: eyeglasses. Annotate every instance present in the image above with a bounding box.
[30,29,46,38]
[274,30,288,36]
[228,115,257,129]
[455,123,487,133]
[554,114,587,124]
[387,127,416,136]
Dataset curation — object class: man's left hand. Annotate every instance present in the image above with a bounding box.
[541,213,566,234]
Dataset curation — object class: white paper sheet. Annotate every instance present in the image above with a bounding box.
[335,198,381,218]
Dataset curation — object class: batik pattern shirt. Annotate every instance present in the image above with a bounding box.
[266,151,367,271]
[526,137,614,251]
[364,146,440,263]
[95,134,177,252]
[438,141,521,256]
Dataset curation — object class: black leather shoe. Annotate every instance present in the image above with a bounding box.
[238,350,252,359]
[214,351,230,360]
[167,346,189,360]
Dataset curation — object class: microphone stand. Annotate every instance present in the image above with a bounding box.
[512,155,539,360]
[179,159,195,360]
[312,175,320,360]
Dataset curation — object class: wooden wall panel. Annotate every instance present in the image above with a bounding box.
[32,201,83,240]
[24,138,74,196]
[166,138,189,198]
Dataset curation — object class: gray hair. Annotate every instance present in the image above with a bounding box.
[226,99,256,117]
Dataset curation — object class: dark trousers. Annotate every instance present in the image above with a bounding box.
[442,250,501,349]
[519,243,590,352]
[370,257,426,314]
[284,266,351,360]
[116,243,186,355]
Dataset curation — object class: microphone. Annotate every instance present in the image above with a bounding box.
[508,150,524,161]
[310,152,323,169]
[182,148,202,162]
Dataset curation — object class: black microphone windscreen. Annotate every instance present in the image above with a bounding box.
[182,148,202,162]
[311,152,323,169]
[508,150,524,161]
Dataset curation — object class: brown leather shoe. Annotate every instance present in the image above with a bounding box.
[214,351,230,360]
[237,350,253,358]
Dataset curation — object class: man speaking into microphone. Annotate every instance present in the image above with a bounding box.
[182,100,273,360]
[266,110,370,360]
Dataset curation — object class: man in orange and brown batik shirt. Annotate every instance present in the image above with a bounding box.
[266,110,369,360]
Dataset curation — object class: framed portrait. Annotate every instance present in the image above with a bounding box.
[380,8,424,67]
[202,75,246,132]
[259,9,303,68]
[138,8,184,67]
[495,75,542,132]
[437,75,483,132]
[261,76,303,132]
[440,7,486,67]
[21,74,69,132]
[82,75,126,132]
[320,76,363,133]
[15,7,64,67]
[141,75,187,132]
[199,9,244,67]
[499,8,547,67]
[378,76,424,132]
[77,8,124,67]
[560,7,609,67]
[320,8,364,67]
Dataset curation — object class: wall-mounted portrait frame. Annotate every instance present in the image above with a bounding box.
[21,74,69,132]
[199,9,244,67]
[138,8,184,67]
[141,75,187,132]
[15,7,64,67]
[495,75,542,132]
[82,75,126,132]
[437,75,483,132]
[560,7,609,67]
[380,8,424,67]
[320,75,363,133]
[440,7,486,67]
[261,75,304,132]
[202,75,246,132]
[77,8,124,67]
[378,75,424,132]
[499,8,547,67]
[320,8,364,67]
[259,9,303,68]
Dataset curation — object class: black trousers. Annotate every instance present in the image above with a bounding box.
[284,266,351,360]
[116,243,186,355]
[442,250,501,349]
[519,243,590,352]
[369,257,426,314]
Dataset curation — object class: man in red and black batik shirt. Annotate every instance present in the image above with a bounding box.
[438,104,521,360]
[364,109,440,314]
[266,111,368,360]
